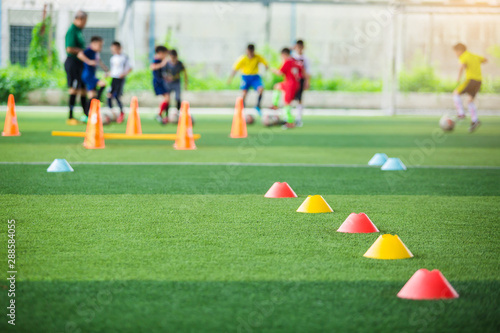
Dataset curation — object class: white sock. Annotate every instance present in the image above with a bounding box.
[468,102,478,122]
[296,104,304,122]
[453,95,465,116]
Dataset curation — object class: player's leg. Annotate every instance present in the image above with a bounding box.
[241,89,248,107]
[295,78,305,127]
[64,57,80,124]
[79,88,88,118]
[107,79,115,110]
[240,75,252,107]
[453,81,467,119]
[467,81,481,132]
[96,80,106,100]
[174,81,182,113]
[115,79,125,123]
[282,84,296,128]
[254,76,264,116]
[155,80,168,122]
[271,83,282,110]
[160,93,170,124]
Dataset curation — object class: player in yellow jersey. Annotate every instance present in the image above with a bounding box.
[228,44,269,116]
[453,43,488,132]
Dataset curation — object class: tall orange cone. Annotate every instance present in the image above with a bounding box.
[125,96,142,135]
[2,94,20,136]
[83,99,105,149]
[230,97,247,138]
[174,101,196,150]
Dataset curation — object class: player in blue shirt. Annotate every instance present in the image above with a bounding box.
[150,46,170,124]
[77,36,109,122]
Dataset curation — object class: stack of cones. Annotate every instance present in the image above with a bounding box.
[174,101,196,150]
[2,94,20,136]
[83,99,105,149]
[230,97,247,138]
[126,96,142,135]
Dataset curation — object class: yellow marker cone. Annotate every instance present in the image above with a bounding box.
[363,234,413,260]
[296,195,333,213]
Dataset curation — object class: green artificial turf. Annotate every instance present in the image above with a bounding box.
[0,112,499,332]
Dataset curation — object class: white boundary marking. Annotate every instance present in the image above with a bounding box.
[0,161,499,170]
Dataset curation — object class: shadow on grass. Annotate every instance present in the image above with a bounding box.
[1,280,498,333]
[1,165,499,196]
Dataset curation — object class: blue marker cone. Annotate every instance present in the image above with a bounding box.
[381,158,407,171]
[47,159,74,172]
[368,153,388,166]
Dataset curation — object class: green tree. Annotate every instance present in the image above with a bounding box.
[27,15,59,70]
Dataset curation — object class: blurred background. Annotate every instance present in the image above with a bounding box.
[1,0,499,112]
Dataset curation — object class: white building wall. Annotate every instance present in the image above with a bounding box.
[1,0,500,80]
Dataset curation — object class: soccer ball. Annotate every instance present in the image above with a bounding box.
[245,114,255,125]
[102,109,118,126]
[262,114,281,127]
[439,115,455,132]
[169,112,179,124]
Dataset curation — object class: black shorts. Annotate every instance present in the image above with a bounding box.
[109,78,125,97]
[64,57,85,90]
[294,78,305,101]
[459,79,481,98]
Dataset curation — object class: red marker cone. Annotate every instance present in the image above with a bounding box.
[397,269,459,300]
[264,182,297,198]
[337,213,379,233]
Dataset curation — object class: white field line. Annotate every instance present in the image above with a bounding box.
[0,161,499,170]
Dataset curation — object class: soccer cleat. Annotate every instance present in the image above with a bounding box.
[281,122,295,130]
[457,114,466,120]
[295,120,303,127]
[255,106,262,117]
[270,105,279,110]
[469,121,481,133]
[79,115,88,124]
[66,118,79,126]
[162,117,169,125]
[116,113,125,124]
[155,115,163,124]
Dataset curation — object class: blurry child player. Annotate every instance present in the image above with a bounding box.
[228,44,269,116]
[271,48,303,129]
[164,49,188,117]
[292,40,311,127]
[78,36,109,122]
[150,46,170,124]
[107,41,132,124]
[453,43,487,133]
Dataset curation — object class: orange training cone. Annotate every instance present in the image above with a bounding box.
[83,99,105,149]
[230,97,247,138]
[2,94,20,136]
[126,96,142,135]
[174,101,196,150]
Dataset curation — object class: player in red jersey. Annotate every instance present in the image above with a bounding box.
[271,47,303,128]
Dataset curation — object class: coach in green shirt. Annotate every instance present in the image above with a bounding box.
[64,11,88,124]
